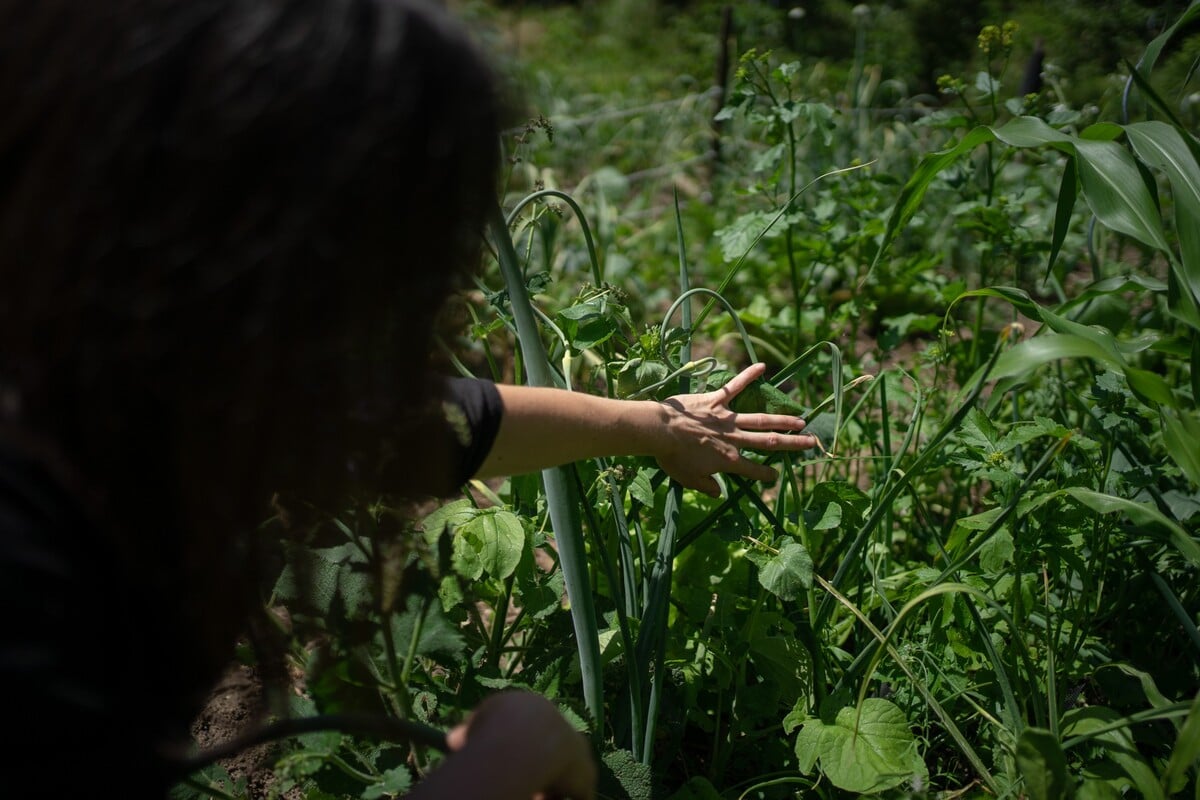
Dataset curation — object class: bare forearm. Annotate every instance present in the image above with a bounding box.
[475,385,664,479]
[472,366,817,497]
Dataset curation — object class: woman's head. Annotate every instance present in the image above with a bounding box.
[0,0,503,692]
[1,0,502,511]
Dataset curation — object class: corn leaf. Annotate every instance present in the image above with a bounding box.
[1125,121,1200,317]
[1161,691,1200,795]
[1161,409,1200,489]
[991,333,1175,408]
[1073,138,1171,254]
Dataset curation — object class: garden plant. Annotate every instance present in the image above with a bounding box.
[173,2,1200,798]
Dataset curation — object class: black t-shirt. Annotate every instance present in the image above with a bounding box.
[440,377,503,487]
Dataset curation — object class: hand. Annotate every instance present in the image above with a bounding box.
[413,691,596,800]
[655,363,816,497]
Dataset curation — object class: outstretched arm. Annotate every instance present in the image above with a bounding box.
[475,363,817,497]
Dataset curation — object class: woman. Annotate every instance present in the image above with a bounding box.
[0,1,814,796]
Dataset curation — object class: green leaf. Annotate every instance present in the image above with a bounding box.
[1076,778,1123,800]
[813,502,843,531]
[1064,488,1200,566]
[362,766,412,800]
[728,376,807,415]
[383,594,466,663]
[1161,409,1200,489]
[1015,727,1070,800]
[1075,137,1172,254]
[1134,1,1200,78]
[1126,121,1200,314]
[716,211,776,263]
[1162,691,1200,795]
[792,698,927,794]
[628,467,658,509]
[1064,707,1165,800]
[456,508,526,580]
[992,115,1074,148]
[872,126,996,271]
[273,543,371,619]
[979,529,1014,574]
[420,499,477,549]
[1046,156,1077,281]
[756,539,813,601]
[991,332,1176,408]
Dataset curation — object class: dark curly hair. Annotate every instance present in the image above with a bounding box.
[0,0,501,791]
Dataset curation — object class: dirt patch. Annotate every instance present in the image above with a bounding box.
[189,664,300,799]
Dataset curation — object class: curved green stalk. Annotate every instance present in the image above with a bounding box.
[660,287,758,365]
[506,189,604,288]
[488,203,604,736]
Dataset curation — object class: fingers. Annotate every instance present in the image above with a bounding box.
[677,457,775,495]
[445,722,470,751]
[732,430,818,452]
[716,362,767,399]
[730,455,778,483]
[732,412,809,433]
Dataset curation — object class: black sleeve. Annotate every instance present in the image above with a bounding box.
[440,377,504,488]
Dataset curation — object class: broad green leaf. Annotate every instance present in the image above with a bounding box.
[273,542,370,619]
[1126,121,1200,313]
[1161,409,1200,489]
[954,507,1004,531]
[1134,1,1200,78]
[1194,335,1200,406]
[1076,778,1123,800]
[992,116,1073,148]
[1103,663,1174,711]
[362,766,412,800]
[1046,156,1077,280]
[1079,122,1126,142]
[1074,138,1172,254]
[875,117,1086,273]
[456,508,526,580]
[383,594,466,663]
[517,562,564,620]
[1064,488,1200,566]
[979,529,1014,574]
[716,211,776,263]
[991,333,1175,408]
[756,539,813,601]
[1162,691,1200,795]
[1015,727,1069,800]
[813,502,843,531]
[1063,707,1165,800]
[793,698,927,794]
[628,467,658,508]
[871,126,996,271]
[420,498,477,549]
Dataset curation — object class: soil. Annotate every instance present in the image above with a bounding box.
[189,664,300,800]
